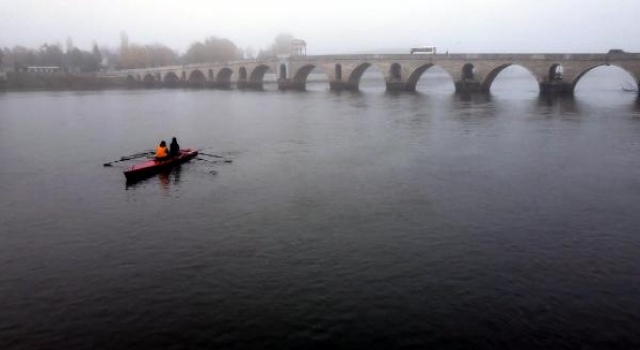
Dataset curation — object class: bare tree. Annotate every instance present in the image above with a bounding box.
[183,36,242,64]
[244,46,255,60]
[259,33,299,58]
[272,33,295,55]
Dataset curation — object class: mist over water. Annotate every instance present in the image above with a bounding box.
[1,67,640,349]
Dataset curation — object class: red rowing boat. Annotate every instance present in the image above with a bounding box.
[124,148,199,181]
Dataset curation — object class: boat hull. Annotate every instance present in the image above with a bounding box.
[124,148,198,182]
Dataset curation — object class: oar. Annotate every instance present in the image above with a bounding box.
[194,157,232,164]
[198,152,233,163]
[103,151,154,167]
[120,151,154,160]
[198,152,225,158]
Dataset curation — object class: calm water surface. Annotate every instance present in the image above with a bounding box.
[2,70,640,349]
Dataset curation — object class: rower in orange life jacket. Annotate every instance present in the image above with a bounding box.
[155,140,169,160]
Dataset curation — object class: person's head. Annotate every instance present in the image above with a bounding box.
[160,140,166,147]
[172,137,177,143]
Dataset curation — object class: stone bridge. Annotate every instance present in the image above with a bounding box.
[100,52,640,95]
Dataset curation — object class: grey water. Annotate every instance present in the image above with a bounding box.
[1,68,640,349]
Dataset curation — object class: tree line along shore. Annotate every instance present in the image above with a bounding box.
[0,33,303,91]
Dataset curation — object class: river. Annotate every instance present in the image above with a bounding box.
[1,68,640,349]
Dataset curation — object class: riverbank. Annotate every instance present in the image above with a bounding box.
[0,72,125,91]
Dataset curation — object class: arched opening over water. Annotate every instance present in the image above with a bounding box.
[125,75,136,87]
[293,65,330,92]
[574,65,639,94]
[412,65,455,93]
[143,74,156,88]
[163,72,180,88]
[349,63,385,92]
[249,65,277,90]
[216,68,233,89]
[484,64,538,94]
[188,70,206,88]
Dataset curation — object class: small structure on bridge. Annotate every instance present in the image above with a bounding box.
[291,39,307,56]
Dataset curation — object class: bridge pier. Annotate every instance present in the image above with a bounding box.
[329,81,358,91]
[214,82,232,89]
[539,81,574,96]
[386,82,415,92]
[241,81,264,90]
[162,81,182,88]
[454,80,484,94]
[277,79,306,91]
[187,82,206,89]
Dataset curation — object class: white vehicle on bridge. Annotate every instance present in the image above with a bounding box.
[411,46,437,54]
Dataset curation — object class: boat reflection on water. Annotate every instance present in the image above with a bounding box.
[125,165,183,190]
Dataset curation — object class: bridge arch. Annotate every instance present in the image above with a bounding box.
[188,70,206,87]
[347,62,371,88]
[125,75,137,87]
[481,63,537,92]
[163,72,180,87]
[291,64,330,91]
[292,64,316,85]
[347,62,371,90]
[216,68,233,89]
[572,64,640,92]
[405,63,437,90]
[248,64,275,89]
[143,73,156,88]
[345,62,388,91]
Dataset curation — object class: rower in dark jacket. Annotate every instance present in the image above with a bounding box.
[169,137,180,158]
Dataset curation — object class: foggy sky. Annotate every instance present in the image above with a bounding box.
[1,0,638,54]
